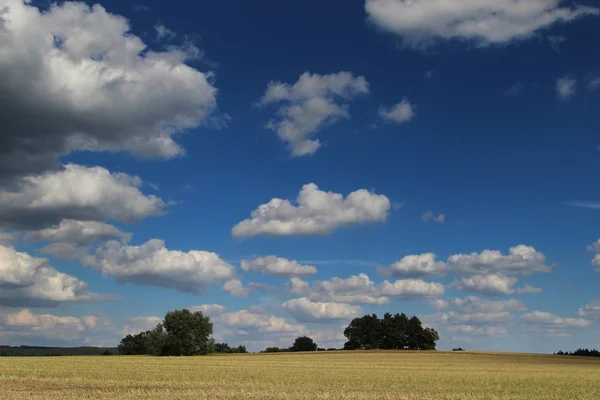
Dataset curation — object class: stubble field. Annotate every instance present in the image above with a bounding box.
[1,351,599,400]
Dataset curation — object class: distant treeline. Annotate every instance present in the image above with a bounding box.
[555,349,600,358]
[0,345,118,357]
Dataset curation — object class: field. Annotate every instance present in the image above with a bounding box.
[1,351,599,399]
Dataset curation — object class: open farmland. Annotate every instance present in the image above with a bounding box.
[1,351,599,400]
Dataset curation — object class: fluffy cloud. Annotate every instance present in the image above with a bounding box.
[0,245,110,307]
[259,72,369,156]
[587,72,600,91]
[431,296,526,337]
[0,0,217,184]
[448,325,508,337]
[232,183,390,238]
[447,245,552,276]
[379,253,447,277]
[289,273,444,305]
[421,211,445,224]
[282,298,363,322]
[521,311,592,331]
[379,279,445,298]
[578,301,600,318]
[222,279,251,297]
[83,239,235,294]
[556,75,577,100]
[241,256,317,277]
[122,316,162,336]
[26,219,130,245]
[1,308,107,343]
[586,240,600,271]
[450,274,518,296]
[516,284,543,294]
[365,0,599,48]
[218,310,306,335]
[190,304,227,316]
[378,99,415,124]
[0,165,166,229]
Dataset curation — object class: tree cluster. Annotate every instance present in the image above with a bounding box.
[260,336,318,353]
[213,342,248,354]
[118,309,214,356]
[555,349,600,358]
[343,313,439,350]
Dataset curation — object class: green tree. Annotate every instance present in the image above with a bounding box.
[118,330,150,355]
[290,336,317,352]
[162,309,213,356]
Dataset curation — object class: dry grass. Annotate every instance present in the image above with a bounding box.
[1,351,599,399]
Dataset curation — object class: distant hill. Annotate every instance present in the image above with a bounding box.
[0,345,118,356]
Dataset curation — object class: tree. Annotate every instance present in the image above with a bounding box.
[290,336,317,352]
[118,330,150,355]
[342,313,439,351]
[162,309,213,356]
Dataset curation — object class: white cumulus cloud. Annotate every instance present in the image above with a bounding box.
[241,256,317,277]
[282,297,363,323]
[84,239,235,295]
[0,0,218,183]
[578,301,600,318]
[379,253,447,277]
[0,164,166,229]
[447,245,552,276]
[556,74,578,100]
[259,72,369,156]
[378,99,415,124]
[232,183,390,238]
[365,0,599,48]
[222,279,251,297]
[0,245,111,307]
[450,274,518,296]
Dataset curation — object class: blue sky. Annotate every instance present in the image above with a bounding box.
[1,0,600,352]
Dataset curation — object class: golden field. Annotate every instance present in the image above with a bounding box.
[1,351,599,399]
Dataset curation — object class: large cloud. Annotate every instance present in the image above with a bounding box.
[379,253,447,277]
[521,311,592,332]
[0,0,218,184]
[431,296,527,338]
[282,297,363,323]
[241,256,317,277]
[450,274,518,296]
[578,301,600,318]
[259,72,369,156]
[0,165,166,229]
[232,183,390,238]
[218,310,306,335]
[447,245,552,276]
[83,239,236,294]
[288,273,444,305]
[26,219,131,245]
[0,245,111,307]
[1,308,109,344]
[365,0,599,48]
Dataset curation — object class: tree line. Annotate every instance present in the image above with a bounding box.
[555,349,600,358]
[118,309,248,356]
[118,310,440,356]
[342,313,439,351]
[0,345,117,357]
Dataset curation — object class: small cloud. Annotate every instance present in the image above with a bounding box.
[504,82,525,97]
[203,113,232,130]
[586,71,600,91]
[155,23,176,41]
[422,211,445,224]
[425,70,435,80]
[133,4,149,12]
[392,202,405,211]
[378,99,416,124]
[556,75,577,101]
[548,36,566,52]
[566,201,600,210]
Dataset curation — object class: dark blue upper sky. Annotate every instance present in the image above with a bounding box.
[2,0,600,352]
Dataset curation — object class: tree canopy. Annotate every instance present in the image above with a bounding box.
[119,309,221,356]
[290,336,318,352]
[343,313,439,350]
